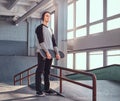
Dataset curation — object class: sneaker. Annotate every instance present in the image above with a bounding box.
[44,90,57,95]
[36,91,46,97]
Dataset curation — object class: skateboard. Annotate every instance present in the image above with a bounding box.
[45,89,64,97]
[39,49,65,59]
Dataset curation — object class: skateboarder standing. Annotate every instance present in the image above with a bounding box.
[35,11,60,96]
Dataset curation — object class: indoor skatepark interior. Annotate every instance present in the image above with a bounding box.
[0,0,120,101]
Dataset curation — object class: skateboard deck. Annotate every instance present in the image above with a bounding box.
[39,49,65,59]
[45,89,64,97]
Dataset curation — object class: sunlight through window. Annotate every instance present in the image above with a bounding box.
[67,3,74,30]
[89,51,103,69]
[76,0,86,26]
[107,0,120,17]
[90,0,103,22]
[107,50,120,65]
[67,53,73,69]
[75,52,86,70]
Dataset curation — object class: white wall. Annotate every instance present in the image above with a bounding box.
[67,29,120,51]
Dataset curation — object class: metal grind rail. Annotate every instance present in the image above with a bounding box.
[14,64,96,101]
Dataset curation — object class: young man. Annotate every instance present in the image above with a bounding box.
[35,11,60,96]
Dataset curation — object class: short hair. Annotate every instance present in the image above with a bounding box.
[41,11,51,21]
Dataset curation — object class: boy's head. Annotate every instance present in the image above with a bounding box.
[41,11,51,21]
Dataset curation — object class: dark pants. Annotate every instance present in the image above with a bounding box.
[35,53,52,93]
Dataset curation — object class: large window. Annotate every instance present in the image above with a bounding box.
[76,0,86,26]
[90,23,103,34]
[76,27,87,37]
[67,0,120,39]
[67,49,120,70]
[67,3,74,30]
[67,0,120,69]
[75,52,86,70]
[51,13,55,33]
[107,0,120,31]
[107,18,120,31]
[107,50,120,65]
[89,51,103,69]
[90,0,103,23]
[67,31,74,40]
[67,53,73,69]
[107,0,120,17]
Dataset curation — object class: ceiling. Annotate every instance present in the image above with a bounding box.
[0,0,72,24]
[0,0,55,24]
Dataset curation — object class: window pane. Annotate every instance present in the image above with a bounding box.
[107,56,120,65]
[51,13,55,33]
[107,0,120,17]
[107,17,120,31]
[76,27,87,37]
[67,53,73,69]
[90,0,103,22]
[76,0,86,26]
[75,52,86,70]
[67,31,74,39]
[107,50,120,65]
[90,23,103,34]
[107,50,120,55]
[89,51,103,69]
[67,3,74,29]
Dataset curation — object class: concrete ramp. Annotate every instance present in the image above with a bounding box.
[61,80,120,101]
[0,83,73,101]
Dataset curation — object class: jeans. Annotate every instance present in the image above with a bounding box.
[35,53,52,92]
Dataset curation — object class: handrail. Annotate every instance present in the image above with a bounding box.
[14,64,37,85]
[14,65,96,101]
[51,65,96,101]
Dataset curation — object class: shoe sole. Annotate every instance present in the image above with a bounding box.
[36,94,46,97]
[45,92,57,96]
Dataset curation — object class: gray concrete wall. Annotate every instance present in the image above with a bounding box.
[0,40,27,56]
[0,20,27,41]
[0,20,28,55]
[27,18,40,56]
[0,19,42,85]
[0,56,37,84]
[0,18,40,56]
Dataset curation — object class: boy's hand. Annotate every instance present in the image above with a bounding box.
[56,54,60,60]
[46,52,52,59]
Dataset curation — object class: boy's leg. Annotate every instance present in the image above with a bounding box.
[44,59,52,91]
[35,53,45,94]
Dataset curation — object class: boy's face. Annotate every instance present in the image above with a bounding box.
[44,13,51,23]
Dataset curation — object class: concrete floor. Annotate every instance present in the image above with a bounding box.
[0,80,120,101]
[0,83,73,101]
